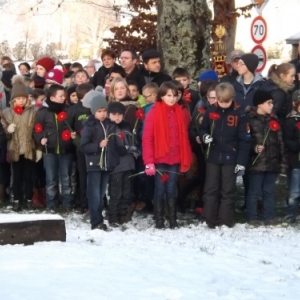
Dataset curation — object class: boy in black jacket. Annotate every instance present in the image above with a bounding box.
[284,89,300,223]
[33,84,77,211]
[80,94,121,230]
[107,101,137,226]
[199,82,251,228]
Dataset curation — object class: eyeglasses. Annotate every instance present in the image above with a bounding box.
[143,94,152,99]
[237,62,245,66]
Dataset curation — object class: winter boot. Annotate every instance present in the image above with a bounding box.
[0,184,5,204]
[154,198,164,229]
[167,197,178,229]
[32,189,44,208]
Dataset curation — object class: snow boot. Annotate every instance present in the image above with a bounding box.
[167,197,178,229]
[154,198,165,229]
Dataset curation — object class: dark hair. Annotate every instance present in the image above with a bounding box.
[33,88,46,98]
[18,62,31,72]
[157,82,178,101]
[70,62,83,70]
[109,65,126,78]
[1,56,13,64]
[2,62,15,71]
[101,49,116,60]
[199,80,218,97]
[63,62,72,70]
[170,79,184,95]
[268,63,295,78]
[142,82,159,94]
[76,83,94,100]
[64,70,74,79]
[120,49,138,60]
[47,84,64,99]
[74,69,89,78]
[172,67,190,79]
[126,80,138,88]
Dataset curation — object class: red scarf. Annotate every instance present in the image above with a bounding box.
[154,101,192,172]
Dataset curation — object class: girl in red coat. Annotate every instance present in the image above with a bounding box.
[142,82,193,229]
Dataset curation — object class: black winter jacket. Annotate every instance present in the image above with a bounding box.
[199,102,250,166]
[283,109,300,169]
[246,110,286,174]
[289,56,300,91]
[220,69,239,85]
[33,106,75,154]
[80,116,121,172]
[92,63,119,88]
[67,101,90,135]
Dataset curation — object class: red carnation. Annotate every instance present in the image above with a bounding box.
[119,130,124,141]
[269,120,280,131]
[160,173,169,183]
[0,92,3,99]
[195,207,203,215]
[61,130,71,141]
[57,111,67,122]
[296,122,300,130]
[209,112,220,121]
[198,107,206,114]
[34,123,43,133]
[182,90,192,103]
[13,105,23,115]
[135,108,145,120]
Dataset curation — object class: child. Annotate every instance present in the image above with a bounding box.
[66,84,78,106]
[33,84,76,211]
[199,82,250,228]
[284,89,300,223]
[172,67,200,114]
[68,83,94,213]
[107,101,136,226]
[63,71,74,88]
[33,57,55,88]
[143,82,193,229]
[246,90,286,225]
[128,80,146,107]
[1,75,38,210]
[33,89,46,108]
[73,70,90,85]
[80,94,120,230]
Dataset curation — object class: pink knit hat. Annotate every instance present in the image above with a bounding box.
[45,68,63,84]
[36,57,55,72]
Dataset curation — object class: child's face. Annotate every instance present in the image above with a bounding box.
[280,68,296,86]
[36,65,46,77]
[207,90,217,105]
[128,85,139,100]
[64,77,73,86]
[142,88,156,104]
[295,103,300,113]
[109,72,122,82]
[109,112,124,124]
[50,90,65,103]
[19,65,29,75]
[218,99,232,108]
[258,100,273,115]
[74,72,89,85]
[174,76,190,89]
[114,82,127,100]
[161,89,177,106]
[29,81,35,89]
[36,95,45,107]
[69,92,78,104]
[95,108,107,122]
[14,96,27,108]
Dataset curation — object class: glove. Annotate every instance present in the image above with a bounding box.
[7,123,16,133]
[235,164,245,174]
[203,134,213,144]
[36,150,43,162]
[145,163,156,176]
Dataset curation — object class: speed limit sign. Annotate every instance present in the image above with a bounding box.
[251,16,267,44]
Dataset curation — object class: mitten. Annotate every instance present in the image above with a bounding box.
[203,134,213,144]
[7,123,16,133]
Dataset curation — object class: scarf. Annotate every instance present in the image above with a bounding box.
[46,98,66,114]
[154,101,192,172]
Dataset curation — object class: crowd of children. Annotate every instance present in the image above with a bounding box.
[0,47,300,231]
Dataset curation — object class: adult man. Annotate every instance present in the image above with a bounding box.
[289,41,300,91]
[220,49,244,84]
[84,59,101,78]
[119,49,140,82]
[136,49,172,93]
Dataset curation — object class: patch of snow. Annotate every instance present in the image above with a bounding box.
[0,213,63,223]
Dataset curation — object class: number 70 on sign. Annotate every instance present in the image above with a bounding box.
[251,16,267,44]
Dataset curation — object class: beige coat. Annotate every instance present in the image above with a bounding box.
[1,105,37,163]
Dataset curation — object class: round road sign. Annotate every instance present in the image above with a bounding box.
[251,16,267,44]
[251,45,267,73]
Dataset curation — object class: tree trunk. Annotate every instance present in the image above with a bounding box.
[157,0,212,85]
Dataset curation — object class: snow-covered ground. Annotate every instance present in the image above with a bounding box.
[0,212,300,300]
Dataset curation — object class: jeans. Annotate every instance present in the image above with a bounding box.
[154,164,179,200]
[43,153,74,209]
[287,169,300,221]
[87,171,110,228]
[247,172,278,221]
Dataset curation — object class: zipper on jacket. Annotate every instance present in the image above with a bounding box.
[100,121,107,171]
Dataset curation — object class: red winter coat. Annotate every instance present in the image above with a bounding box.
[142,102,191,168]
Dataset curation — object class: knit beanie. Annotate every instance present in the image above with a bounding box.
[90,94,108,115]
[253,90,273,107]
[198,70,219,82]
[11,75,28,100]
[45,68,63,84]
[82,86,106,108]
[67,84,78,99]
[240,54,259,74]
[36,57,55,72]
[108,101,125,114]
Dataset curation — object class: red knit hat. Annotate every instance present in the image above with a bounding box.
[45,68,63,84]
[36,57,55,72]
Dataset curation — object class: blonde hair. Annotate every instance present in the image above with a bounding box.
[215,82,235,103]
[268,63,295,78]
[10,97,31,109]
[109,78,131,101]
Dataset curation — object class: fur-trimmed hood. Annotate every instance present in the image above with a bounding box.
[286,108,300,118]
[269,73,294,93]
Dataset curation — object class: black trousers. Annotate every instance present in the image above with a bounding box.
[202,162,236,227]
[12,155,34,201]
[108,171,133,223]
[76,149,88,210]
